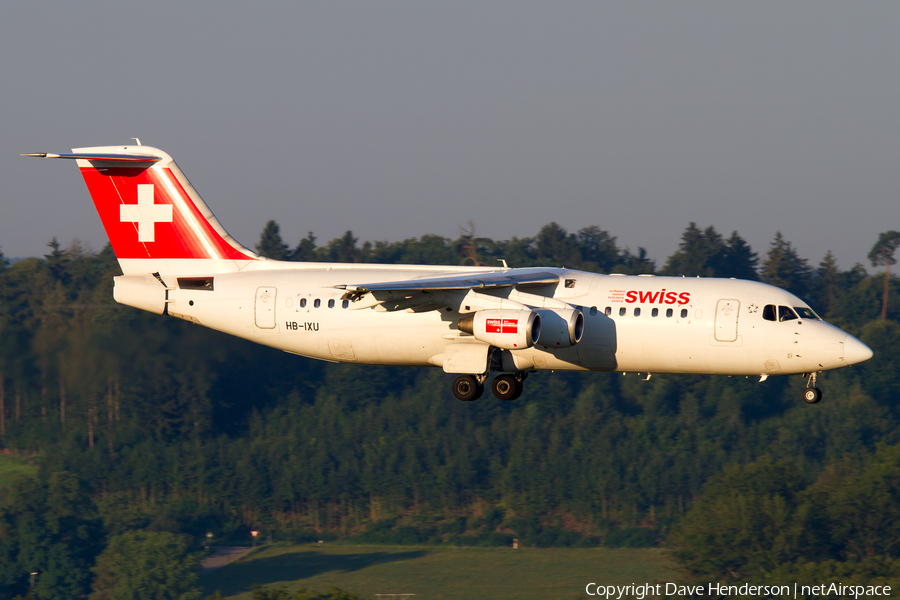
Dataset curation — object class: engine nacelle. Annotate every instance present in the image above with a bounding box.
[535,308,584,348]
[457,309,541,350]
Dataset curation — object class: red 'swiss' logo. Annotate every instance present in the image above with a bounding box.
[486,318,519,333]
[624,290,691,305]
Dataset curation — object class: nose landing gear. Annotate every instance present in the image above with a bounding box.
[802,372,823,404]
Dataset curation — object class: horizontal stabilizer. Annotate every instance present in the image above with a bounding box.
[21,152,160,163]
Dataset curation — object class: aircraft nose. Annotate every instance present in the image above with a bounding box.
[844,334,874,365]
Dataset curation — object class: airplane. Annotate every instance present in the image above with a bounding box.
[22,144,873,405]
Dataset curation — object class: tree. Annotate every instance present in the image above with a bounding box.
[813,251,842,318]
[322,231,361,263]
[0,472,102,600]
[44,238,69,284]
[616,247,656,274]
[534,223,579,266]
[720,232,759,281]
[761,232,812,300]
[90,530,201,600]
[662,223,724,277]
[290,232,318,262]
[575,226,620,272]
[804,445,900,561]
[671,457,811,580]
[867,231,900,321]
[663,225,758,280]
[255,221,290,260]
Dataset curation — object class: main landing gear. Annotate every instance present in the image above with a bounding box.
[802,372,823,404]
[452,372,527,402]
[491,373,524,401]
[452,374,485,401]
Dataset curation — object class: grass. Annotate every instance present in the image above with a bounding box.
[0,454,38,487]
[200,544,676,600]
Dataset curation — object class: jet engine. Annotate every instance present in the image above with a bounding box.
[457,309,541,350]
[535,308,584,348]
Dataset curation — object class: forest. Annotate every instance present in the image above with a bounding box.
[1,221,900,599]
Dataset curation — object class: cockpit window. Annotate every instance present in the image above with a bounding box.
[779,306,798,322]
[763,305,777,321]
[794,307,820,320]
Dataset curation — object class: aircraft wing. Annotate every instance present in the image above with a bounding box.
[335,269,561,311]
[335,269,559,299]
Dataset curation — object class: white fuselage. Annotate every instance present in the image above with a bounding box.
[156,263,862,378]
[28,144,871,391]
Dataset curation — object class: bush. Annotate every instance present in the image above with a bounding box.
[606,527,655,548]
[90,530,201,600]
[250,586,363,600]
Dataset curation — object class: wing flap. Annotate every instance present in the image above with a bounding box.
[336,270,559,300]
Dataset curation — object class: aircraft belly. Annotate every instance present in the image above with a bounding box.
[609,337,647,372]
[703,344,751,374]
[576,344,617,370]
[514,347,587,371]
[641,340,704,373]
[373,313,452,366]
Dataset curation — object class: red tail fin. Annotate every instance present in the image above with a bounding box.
[30,146,258,276]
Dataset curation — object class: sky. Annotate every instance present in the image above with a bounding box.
[2,2,898,270]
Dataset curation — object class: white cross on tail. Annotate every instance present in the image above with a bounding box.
[119,184,173,242]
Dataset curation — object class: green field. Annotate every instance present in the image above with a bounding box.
[200,544,676,600]
[0,454,38,487]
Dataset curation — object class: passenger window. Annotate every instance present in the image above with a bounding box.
[314,299,321,308]
[762,305,776,321]
[779,306,797,322]
[680,309,688,318]
[619,307,626,317]
[300,298,307,308]
[651,308,659,317]
[342,299,349,309]
[328,299,335,308]
[589,306,597,316]
[634,308,641,317]
[604,307,612,316]
[666,308,673,318]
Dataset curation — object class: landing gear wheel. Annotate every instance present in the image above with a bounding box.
[803,388,823,404]
[492,374,520,400]
[510,378,524,400]
[509,371,528,400]
[453,375,484,401]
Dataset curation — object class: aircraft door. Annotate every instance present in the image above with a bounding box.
[714,299,740,342]
[255,287,277,329]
